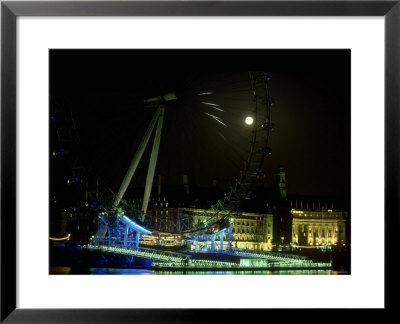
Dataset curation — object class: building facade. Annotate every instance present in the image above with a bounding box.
[188,209,274,251]
[125,166,349,250]
[291,209,347,246]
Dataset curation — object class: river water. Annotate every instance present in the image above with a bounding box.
[50,266,346,275]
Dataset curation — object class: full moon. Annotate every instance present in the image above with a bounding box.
[245,116,254,125]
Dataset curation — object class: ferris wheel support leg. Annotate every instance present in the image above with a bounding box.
[227,224,233,251]
[194,235,198,252]
[220,229,225,252]
[141,105,165,221]
[211,235,215,253]
[111,105,162,213]
[135,232,140,248]
[124,225,129,247]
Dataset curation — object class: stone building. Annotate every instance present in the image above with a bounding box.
[291,208,347,246]
[125,167,349,250]
[188,209,274,251]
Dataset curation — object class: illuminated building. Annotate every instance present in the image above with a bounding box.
[290,207,347,247]
[274,168,349,248]
[187,208,274,251]
[124,168,349,251]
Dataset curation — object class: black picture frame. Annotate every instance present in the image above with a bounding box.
[1,0,398,322]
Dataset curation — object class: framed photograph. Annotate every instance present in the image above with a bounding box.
[1,0,398,322]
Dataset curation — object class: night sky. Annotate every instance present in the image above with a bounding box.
[50,50,350,203]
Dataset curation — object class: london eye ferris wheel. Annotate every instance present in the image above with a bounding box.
[50,52,277,241]
[99,71,275,235]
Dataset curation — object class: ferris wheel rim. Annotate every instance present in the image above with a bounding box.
[137,71,274,235]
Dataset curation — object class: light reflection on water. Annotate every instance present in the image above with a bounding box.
[50,267,343,275]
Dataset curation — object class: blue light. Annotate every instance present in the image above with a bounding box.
[262,122,275,130]
[245,191,255,200]
[258,147,272,154]
[121,215,152,235]
[210,227,226,237]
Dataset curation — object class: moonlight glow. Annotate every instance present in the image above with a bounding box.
[245,116,254,125]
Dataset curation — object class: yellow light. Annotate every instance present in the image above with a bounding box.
[245,116,254,125]
[49,236,69,241]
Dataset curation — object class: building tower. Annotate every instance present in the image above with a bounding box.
[277,166,287,199]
